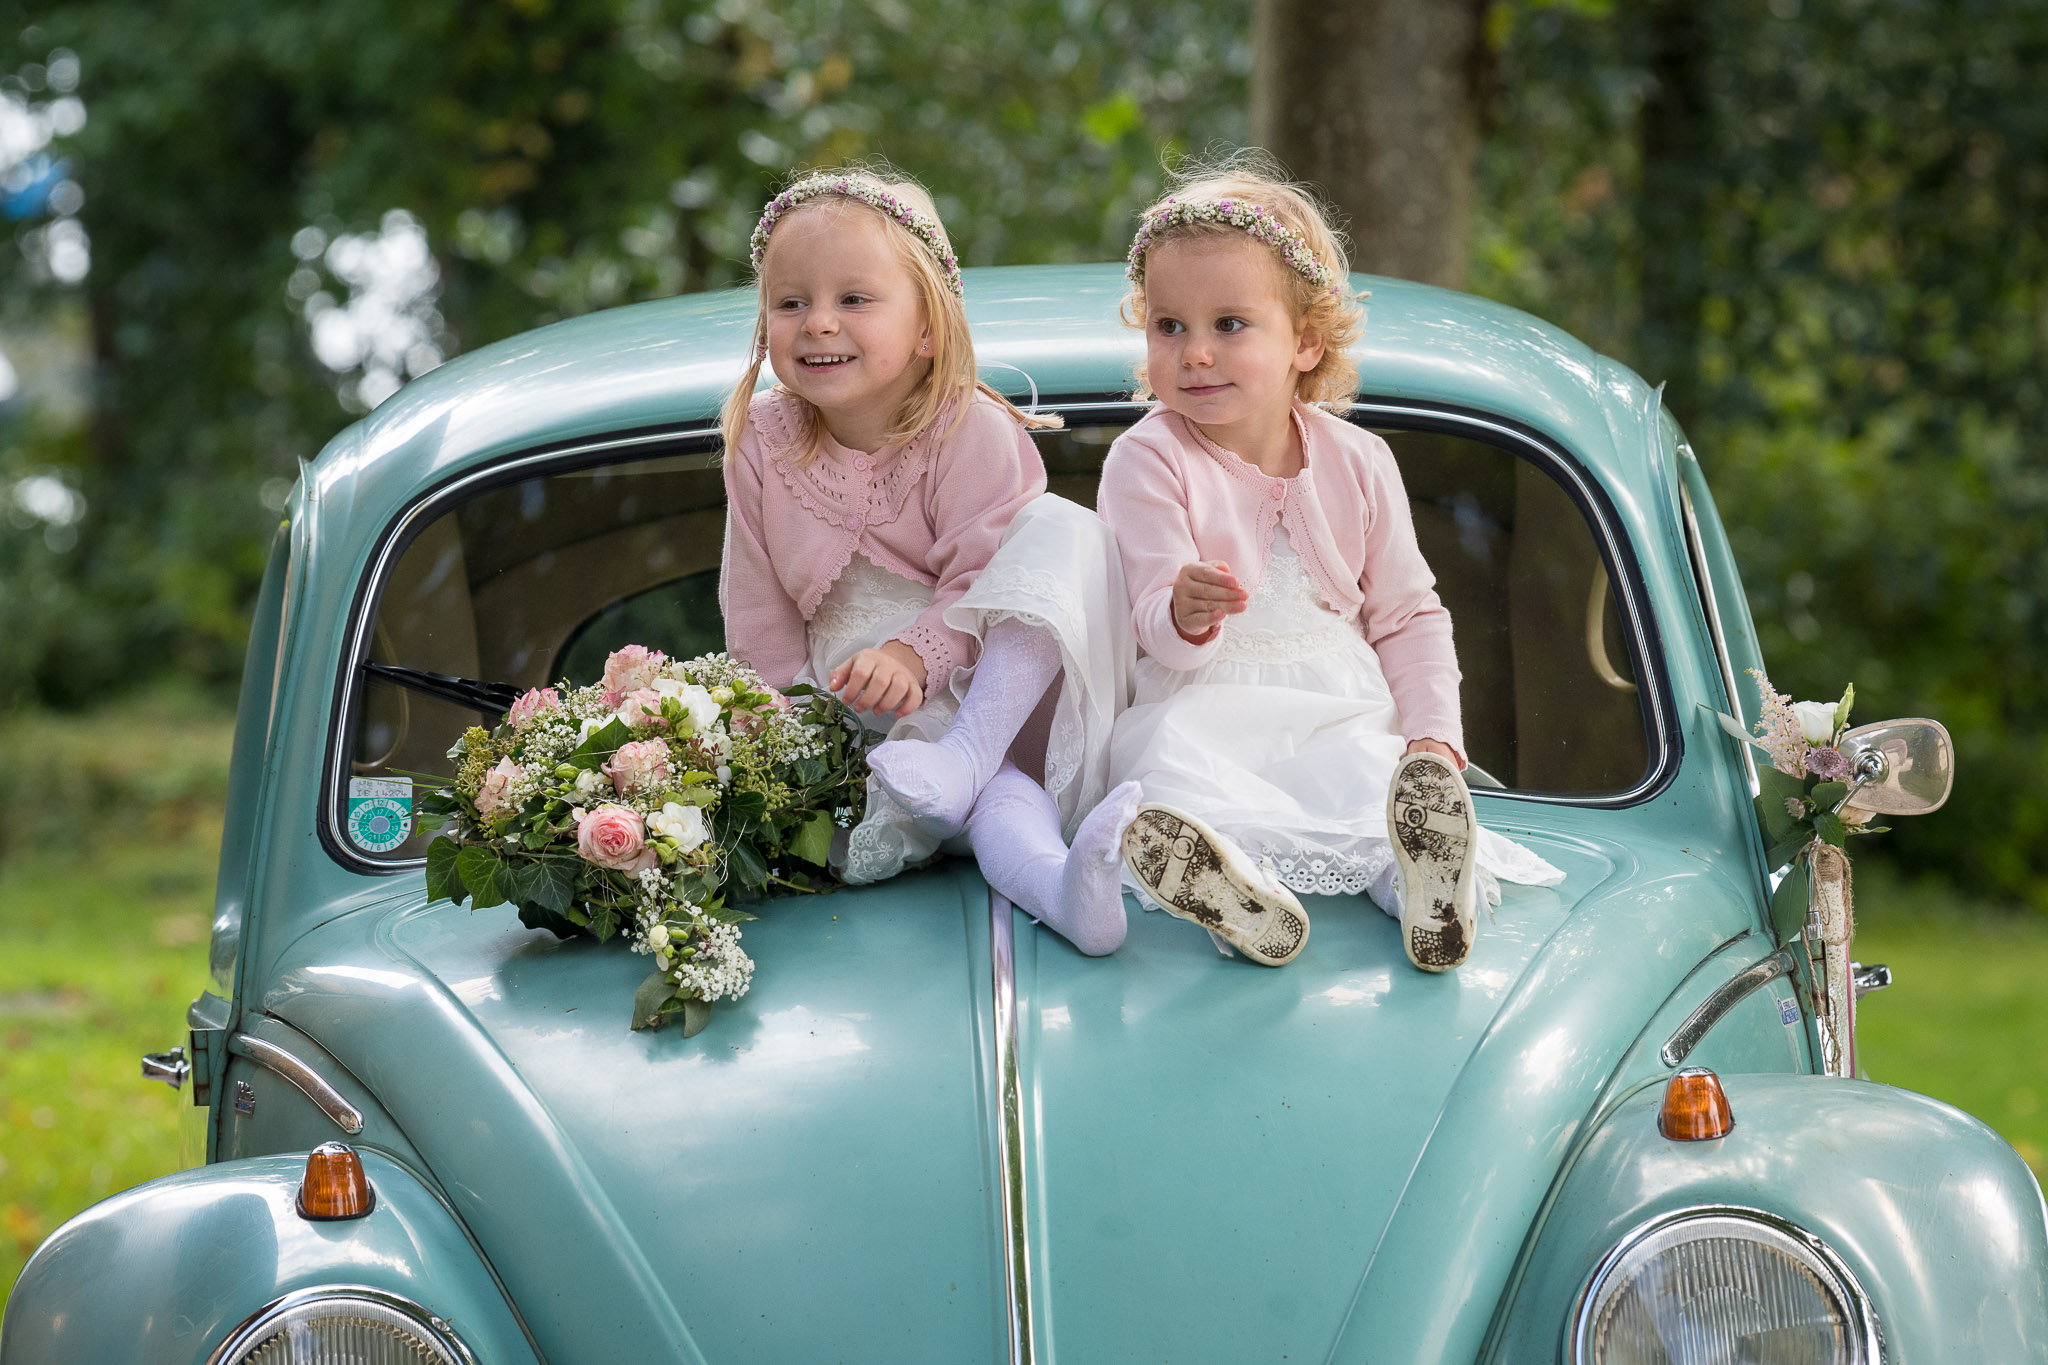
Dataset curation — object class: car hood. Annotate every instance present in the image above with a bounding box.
[264,822,1755,1363]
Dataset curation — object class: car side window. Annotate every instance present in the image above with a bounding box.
[335,410,1654,866]
[341,443,728,862]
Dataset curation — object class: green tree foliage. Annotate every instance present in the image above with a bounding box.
[4,0,2043,906]
[1477,0,2048,904]
[0,0,1249,704]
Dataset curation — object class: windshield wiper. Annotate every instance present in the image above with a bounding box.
[362,662,524,716]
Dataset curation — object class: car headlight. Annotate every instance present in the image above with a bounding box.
[209,1286,474,1365]
[1570,1208,1883,1365]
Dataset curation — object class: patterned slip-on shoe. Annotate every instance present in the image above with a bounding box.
[1121,804,1309,967]
[1388,753,1480,972]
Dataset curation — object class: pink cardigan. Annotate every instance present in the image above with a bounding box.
[1096,402,1465,757]
[720,388,1047,690]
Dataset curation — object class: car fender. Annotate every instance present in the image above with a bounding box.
[0,1150,536,1365]
[1484,1073,2048,1361]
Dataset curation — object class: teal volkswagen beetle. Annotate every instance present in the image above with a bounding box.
[5,265,2045,1364]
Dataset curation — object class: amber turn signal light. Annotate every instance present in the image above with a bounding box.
[297,1141,376,1220]
[1659,1066,1735,1141]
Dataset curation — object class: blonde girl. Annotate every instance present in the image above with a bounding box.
[721,167,1138,954]
[1098,153,1563,970]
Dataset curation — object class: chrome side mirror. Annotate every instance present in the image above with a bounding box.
[1839,718,1954,817]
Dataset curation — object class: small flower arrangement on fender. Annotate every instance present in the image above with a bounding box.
[416,646,870,1036]
[1713,668,1888,869]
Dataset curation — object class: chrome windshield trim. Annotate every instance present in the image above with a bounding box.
[207,1284,477,1365]
[228,1032,365,1135]
[1681,480,1760,797]
[989,890,1035,1365]
[1660,950,1795,1068]
[1567,1205,1885,1365]
[328,394,1671,874]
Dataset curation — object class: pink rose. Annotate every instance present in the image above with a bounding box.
[603,644,666,695]
[618,687,667,728]
[605,738,672,794]
[575,805,657,872]
[506,687,560,730]
[474,756,523,820]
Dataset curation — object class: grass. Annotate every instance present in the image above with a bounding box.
[0,692,228,1313]
[0,695,2042,1316]
[1849,866,2048,1177]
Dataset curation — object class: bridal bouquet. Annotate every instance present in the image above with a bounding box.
[417,646,870,1035]
[1714,668,1887,869]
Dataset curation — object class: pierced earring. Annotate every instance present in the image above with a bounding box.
[919,341,931,354]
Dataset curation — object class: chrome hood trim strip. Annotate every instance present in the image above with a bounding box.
[989,891,1035,1365]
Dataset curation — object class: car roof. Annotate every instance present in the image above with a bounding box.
[306,262,1657,521]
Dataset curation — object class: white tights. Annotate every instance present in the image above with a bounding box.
[867,618,1064,839]
[952,763,1139,957]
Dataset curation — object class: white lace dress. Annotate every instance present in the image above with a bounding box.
[1108,530,1562,913]
[804,494,1132,885]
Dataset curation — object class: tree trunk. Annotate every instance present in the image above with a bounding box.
[1252,0,1490,289]
[1635,0,1710,397]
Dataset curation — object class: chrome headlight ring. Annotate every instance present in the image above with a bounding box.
[206,1285,477,1365]
[1568,1206,1885,1365]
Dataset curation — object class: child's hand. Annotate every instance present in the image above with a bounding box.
[1172,560,1248,642]
[830,641,927,717]
[1404,737,1463,770]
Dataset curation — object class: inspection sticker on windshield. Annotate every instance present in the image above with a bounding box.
[347,777,413,853]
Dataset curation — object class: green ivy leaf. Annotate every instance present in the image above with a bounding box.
[727,840,770,891]
[1754,766,1808,845]
[569,717,632,768]
[456,845,508,908]
[631,971,680,1030]
[1769,857,1810,944]
[1766,831,1811,871]
[424,838,463,904]
[789,808,835,868]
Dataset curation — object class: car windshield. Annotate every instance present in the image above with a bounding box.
[333,407,1654,864]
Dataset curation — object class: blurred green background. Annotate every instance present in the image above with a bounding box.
[2,0,2043,1307]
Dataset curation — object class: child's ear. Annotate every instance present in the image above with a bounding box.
[1294,324,1326,374]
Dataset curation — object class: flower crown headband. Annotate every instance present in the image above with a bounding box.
[1125,195,1340,295]
[749,173,965,297]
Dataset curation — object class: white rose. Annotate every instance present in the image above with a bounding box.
[648,922,671,949]
[665,683,722,733]
[647,801,708,853]
[573,769,604,798]
[655,948,672,971]
[1792,700,1837,745]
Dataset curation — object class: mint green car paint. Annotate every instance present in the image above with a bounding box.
[0,1152,537,1364]
[1487,1074,2048,1361]
[7,264,2044,1362]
